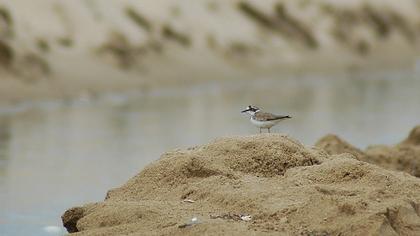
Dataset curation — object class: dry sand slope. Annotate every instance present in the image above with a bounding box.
[316,125,420,178]
[63,126,420,235]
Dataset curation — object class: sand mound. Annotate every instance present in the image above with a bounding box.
[63,134,420,235]
[316,126,420,177]
[401,126,420,146]
[315,134,366,160]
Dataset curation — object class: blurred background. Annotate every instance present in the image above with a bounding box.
[0,0,420,235]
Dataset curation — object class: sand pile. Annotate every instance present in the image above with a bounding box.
[63,133,420,235]
[316,126,420,177]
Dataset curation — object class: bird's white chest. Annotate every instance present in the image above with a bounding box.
[250,117,278,128]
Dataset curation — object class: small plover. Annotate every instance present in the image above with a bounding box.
[241,105,291,133]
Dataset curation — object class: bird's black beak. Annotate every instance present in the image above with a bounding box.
[241,109,249,113]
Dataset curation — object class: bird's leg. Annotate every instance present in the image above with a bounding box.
[268,128,271,133]
[259,128,261,133]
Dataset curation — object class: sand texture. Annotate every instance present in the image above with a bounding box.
[316,126,420,177]
[63,130,420,235]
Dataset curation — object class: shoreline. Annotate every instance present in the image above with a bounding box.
[1,0,420,106]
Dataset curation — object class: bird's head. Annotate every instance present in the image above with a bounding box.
[241,105,260,115]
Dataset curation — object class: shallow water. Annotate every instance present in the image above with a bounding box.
[1,70,420,235]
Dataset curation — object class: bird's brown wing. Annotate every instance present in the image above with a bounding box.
[254,112,291,121]
[254,112,278,121]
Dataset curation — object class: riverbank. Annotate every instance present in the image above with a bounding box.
[1,0,420,105]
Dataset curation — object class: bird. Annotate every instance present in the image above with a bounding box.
[241,105,291,133]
